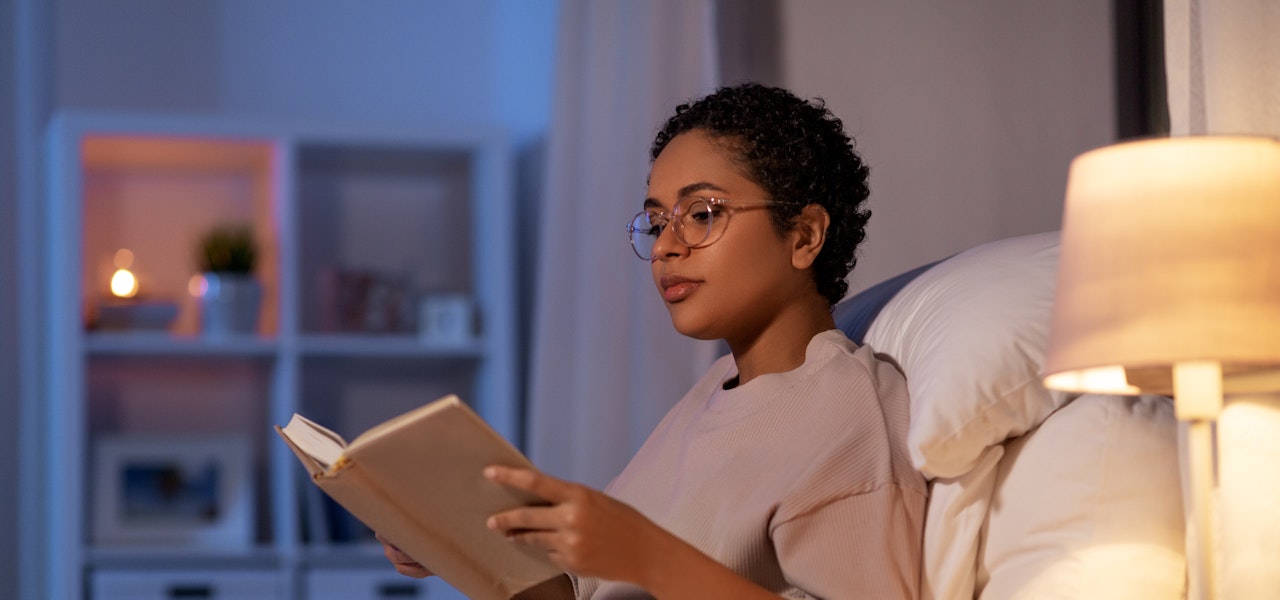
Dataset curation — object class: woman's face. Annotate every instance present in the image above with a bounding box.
[645,130,810,343]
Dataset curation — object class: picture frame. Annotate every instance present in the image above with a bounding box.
[418,293,476,344]
[92,434,254,548]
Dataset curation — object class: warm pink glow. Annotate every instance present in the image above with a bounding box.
[188,274,208,298]
[113,248,134,269]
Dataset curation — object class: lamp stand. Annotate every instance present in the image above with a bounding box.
[1174,361,1222,600]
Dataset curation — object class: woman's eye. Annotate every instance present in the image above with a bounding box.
[682,199,719,225]
[644,216,666,237]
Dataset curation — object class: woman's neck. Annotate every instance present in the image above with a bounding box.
[726,294,836,386]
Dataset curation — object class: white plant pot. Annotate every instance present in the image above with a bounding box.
[199,272,262,336]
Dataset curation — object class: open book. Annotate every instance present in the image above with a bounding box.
[275,395,571,600]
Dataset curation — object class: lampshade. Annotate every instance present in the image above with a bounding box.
[1043,135,1280,396]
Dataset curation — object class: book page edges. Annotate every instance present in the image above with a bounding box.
[316,462,563,600]
[291,413,349,449]
[274,425,326,476]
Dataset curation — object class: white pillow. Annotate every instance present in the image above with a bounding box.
[919,445,1004,600]
[977,394,1185,599]
[864,231,1070,478]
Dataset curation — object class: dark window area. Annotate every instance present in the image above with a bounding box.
[1115,0,1170,138]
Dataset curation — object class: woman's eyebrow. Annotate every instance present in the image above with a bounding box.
[676,182,727,197]
[644,182,730,209]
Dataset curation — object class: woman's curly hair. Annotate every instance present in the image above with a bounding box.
[651,83,871,305]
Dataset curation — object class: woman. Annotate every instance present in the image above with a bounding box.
[384,83,926,599]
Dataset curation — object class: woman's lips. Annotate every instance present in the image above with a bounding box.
[660,275,701,302]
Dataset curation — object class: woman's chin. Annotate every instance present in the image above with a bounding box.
[666,312,721,341]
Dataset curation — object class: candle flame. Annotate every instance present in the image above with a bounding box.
[110,268,138,298]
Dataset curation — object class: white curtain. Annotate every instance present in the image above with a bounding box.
[1164,0,1280,136]
[1163,1,1280,598]
[526,0,723,488]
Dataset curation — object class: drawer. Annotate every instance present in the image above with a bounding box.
[305,568,467,600]
[92,568,283,600]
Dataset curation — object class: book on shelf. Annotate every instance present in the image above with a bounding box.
[275,394,571,600]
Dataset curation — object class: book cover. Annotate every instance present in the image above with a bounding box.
[276,395,570,600]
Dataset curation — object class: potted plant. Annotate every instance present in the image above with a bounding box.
[196,223,262,336]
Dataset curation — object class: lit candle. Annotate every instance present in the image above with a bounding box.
[110,248,139,299]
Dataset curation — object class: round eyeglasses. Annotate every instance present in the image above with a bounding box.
[625,196,795,260]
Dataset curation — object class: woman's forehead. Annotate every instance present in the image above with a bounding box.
[647,133,756,201]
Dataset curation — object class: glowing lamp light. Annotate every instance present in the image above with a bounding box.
[1042,365,1140,395]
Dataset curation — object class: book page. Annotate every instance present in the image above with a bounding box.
[280,414,348,469]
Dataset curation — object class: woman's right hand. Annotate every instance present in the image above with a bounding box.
[376,532,434,579]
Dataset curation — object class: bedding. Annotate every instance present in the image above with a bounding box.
[860,232,1069,479]
[836,231,1186,599]
[833,258,941,345]
[918,445,1004,599]
[978,393,1184,599]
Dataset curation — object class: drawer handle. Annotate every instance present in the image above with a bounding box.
[167,584,214,598]
[379,582,421,597]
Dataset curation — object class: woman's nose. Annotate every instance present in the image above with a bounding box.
[649,224,689,261]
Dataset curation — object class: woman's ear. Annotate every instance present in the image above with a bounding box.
[790,203,830,270]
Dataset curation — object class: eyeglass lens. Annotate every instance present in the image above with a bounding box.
[627,198,719,260]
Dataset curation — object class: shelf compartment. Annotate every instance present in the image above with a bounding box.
[295,144,475,336]
[86,356,276,549]
[80,134,279,337]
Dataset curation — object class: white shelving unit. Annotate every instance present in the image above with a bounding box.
[39,112,518,599]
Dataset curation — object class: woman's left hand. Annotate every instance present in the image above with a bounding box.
[484,465,669,584]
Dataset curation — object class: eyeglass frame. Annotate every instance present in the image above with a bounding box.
[625,195,802,261]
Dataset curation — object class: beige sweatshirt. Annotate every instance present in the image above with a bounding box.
[576,329,926,599]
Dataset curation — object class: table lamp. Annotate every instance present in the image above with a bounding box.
[1042,135,1280,600]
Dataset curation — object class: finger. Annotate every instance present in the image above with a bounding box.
[385,546,433,578]
[484,465,577,503]
[503,531,575,571]
[376,532,433,577]
[375,531,399,551]
[384,545,415,564]
[504,528,561,550]
[487,504,563,534]
[378,539,417,564]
